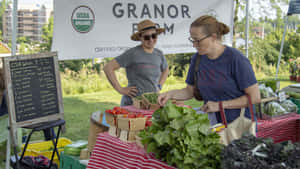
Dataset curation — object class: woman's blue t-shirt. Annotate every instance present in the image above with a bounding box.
[185,46,257,123]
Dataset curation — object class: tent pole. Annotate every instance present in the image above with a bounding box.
[245,0,250,58]
[275,16,288,80]
[6,1,18,169]
[11,0,18,56]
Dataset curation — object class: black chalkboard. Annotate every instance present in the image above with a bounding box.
[10,57,59,122]
[4,52,64,127]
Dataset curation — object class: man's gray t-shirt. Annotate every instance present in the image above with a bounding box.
[115,45,168,106]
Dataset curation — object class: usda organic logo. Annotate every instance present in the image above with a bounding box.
[71,6,95,33]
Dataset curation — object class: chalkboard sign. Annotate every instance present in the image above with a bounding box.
[4,52,64,128]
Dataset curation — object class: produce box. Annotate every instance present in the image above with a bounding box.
[79,148,90,160]
[108,125,121,137]
[119,130,140,142]
[132,97,145,109]
[117,116,147,131]
[291,98,300,114]
[105,107,129,126]
[142,92,161,111]
[88,111,108,153]
[105,112,121,126]
[20,137,72,167]
[60,152,86,169]
[64,140,88,156]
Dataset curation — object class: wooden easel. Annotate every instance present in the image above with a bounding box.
[3,52,65,169]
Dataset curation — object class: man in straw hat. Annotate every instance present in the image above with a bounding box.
[104,19,169,106]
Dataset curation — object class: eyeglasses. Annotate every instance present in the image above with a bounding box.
[142,33,157,40]
[188,35,210,44]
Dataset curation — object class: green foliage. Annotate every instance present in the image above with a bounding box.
[17,36,41,54]
[59,59,92,72]
[40,16,53,52]
[166,53,193,77]
[139,101,223,169]
[0,0,9,31]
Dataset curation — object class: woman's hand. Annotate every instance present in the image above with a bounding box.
[120,86,138,97]
[158,92,172,106]
[201,101,219,113]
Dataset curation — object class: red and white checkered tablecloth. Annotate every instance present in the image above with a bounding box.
[122,106,154,118]
[87,132,176,169]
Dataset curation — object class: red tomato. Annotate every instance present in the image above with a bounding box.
[111,110,117,114]
[136,114,144,118]
[128,113,136,118]
[121,109,129,114]
[113,106,121,111]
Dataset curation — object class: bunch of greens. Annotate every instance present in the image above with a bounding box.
[143,92,159,104]
[221,133,300,169]
[135,95,143,100]
[139,101,223,169]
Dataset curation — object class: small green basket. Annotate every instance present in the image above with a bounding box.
[291,98,300,114]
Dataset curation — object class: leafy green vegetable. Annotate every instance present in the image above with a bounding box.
[135,95,143,100]
[221,133,300,169]
[139,101,223,169]
[143,92,159,104]
[286,92,300,99]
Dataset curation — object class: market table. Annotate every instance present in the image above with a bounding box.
[87,132,175,169]
[87,107,300,169]
[257,112,300,143]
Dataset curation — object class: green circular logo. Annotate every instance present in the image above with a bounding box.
[71,6,95,33]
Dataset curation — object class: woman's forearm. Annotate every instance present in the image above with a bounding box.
[169,85,194,101]
[223,84,261,109]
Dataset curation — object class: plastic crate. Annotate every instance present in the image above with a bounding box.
[291,98,300,114]
[21,137,72,167]
[60,152,86,169]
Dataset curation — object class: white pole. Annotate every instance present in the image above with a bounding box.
[245,0,250,58]
[5,119,10,169]
[11,0,18,55]
[6,1,18,168]
[275,16,288,80]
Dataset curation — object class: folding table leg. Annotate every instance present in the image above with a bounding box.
[48,125,62,169]
[19,129,34,161]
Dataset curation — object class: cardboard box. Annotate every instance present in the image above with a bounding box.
[117,117,147,131]
[108,126,121,137]
[132,97,145,109]
[141,93,161,111]
[88,112,109,153]
[80,148,90,160]
[105,112,122,126]
[119,130,140,142]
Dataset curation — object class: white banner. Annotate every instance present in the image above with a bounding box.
[52,0,234,60]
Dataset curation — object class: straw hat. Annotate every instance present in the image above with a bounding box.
[131,20,165,41]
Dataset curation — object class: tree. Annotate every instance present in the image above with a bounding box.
[0,0,8,31]
[40,16,53,52]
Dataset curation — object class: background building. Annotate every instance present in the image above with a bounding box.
[2,3,53,42]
